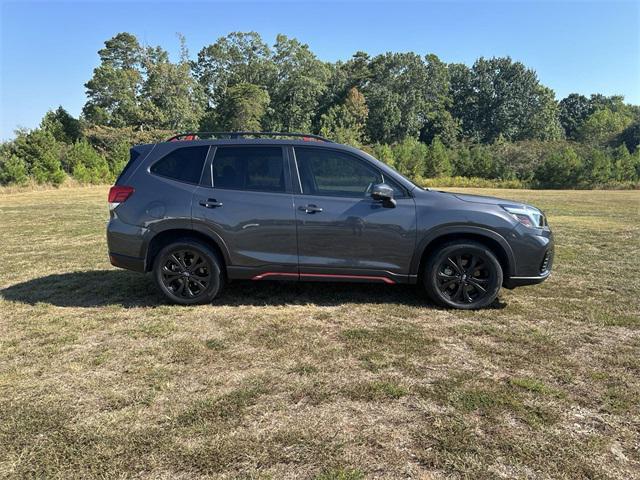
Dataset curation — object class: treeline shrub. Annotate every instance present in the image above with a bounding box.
[2,122,639,189]
[369,137,639,189]
[0,154,29,185]
[65,140,111,184]
[9,129,65,185]
[535,148,582,188]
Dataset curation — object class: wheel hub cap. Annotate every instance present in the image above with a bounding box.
[436,252,492,305]
[160,249,212,299]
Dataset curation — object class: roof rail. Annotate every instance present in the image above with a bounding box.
[166,131,332,143]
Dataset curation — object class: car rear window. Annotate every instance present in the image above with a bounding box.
[150,146,209,184]
[212,146,285,193]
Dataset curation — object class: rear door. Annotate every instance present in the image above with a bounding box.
[115,144,209,229]
[192,145,298,279]
[292,146,416,283]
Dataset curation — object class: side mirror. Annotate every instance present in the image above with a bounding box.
[371,183,396,208]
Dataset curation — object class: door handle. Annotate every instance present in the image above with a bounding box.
[199,198,223,208]
[299,204,323,214]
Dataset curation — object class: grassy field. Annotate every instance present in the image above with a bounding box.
[0,186,639,479]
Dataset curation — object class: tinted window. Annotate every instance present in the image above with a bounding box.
[213,147,285,193]
[150,146,208,184]
[115,148,140,183]
[295,147,385,197]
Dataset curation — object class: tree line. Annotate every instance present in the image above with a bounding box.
[1,31,639,188]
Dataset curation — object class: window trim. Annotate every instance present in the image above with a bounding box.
[207,145,291,195]
[149,145,211,186]
[292,146,408,199]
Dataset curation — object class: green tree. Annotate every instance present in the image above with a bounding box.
[83,33,144,127]
[65,140,111,184]
[391,137,427,181]
[215,83,270,131]
[558,93,592,139]
[11,129,65,185]
[582,149,612,185]
[364,53,431,143]
[424,137,452,177]
[266,34,329,132]
[448,63,476,141]
[469,145,494,178]
[105,140,131,177]
[41,106,82,144]
[578,108,633,145]
[0,153,29,185]
[611,144,637,181]
[535,147,582,188]
[588,94,628,114]
[319,87,368,145]
[140,37,204,130]
[193,32,274,109]
[634,149,640,180]
[617,121,640,153]
[420,54,459,145]
[450,144,473,177]
[315,51,371,130]
[371,143,395,169]
[450,57,563,143]
[364,86,403,144]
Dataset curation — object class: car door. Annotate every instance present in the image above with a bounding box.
[192,145,298,279]
[292,146,416,283]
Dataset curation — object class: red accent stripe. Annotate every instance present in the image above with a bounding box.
[251,272,395,284]
[251,272,299,280]
[301,273,396,284]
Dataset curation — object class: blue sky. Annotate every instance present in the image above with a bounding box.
[1,0,639,139]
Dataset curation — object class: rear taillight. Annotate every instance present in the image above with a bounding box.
[108,185,134,210]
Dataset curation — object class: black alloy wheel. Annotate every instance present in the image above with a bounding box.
[153,240,223,305]
[424,242,502,309]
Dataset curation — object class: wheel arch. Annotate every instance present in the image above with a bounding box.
[144,228,229,273]
[413,226,516,280]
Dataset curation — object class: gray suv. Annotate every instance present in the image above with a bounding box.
[107,132,553,309]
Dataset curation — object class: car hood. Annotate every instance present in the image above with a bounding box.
[451,192,525,208]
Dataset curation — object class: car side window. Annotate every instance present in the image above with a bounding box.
[295,147,403,198]
[150,146,209,184]
[212,146,285,193]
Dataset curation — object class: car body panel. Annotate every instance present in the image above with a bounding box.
[293,194,416,277]
[192,187,298,270]
[107,137,554,291]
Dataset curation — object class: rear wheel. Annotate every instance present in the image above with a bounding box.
[153,239,224,305]
[423,242,502,309]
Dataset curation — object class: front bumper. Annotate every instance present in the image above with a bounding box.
[503,224,554,289]
[503,270,551,289]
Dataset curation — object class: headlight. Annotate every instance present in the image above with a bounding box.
[501,205,546,228]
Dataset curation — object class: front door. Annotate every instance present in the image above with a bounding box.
[292,146,416,283]
[192,145,298,279]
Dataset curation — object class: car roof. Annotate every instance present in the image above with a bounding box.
[135,138,364,155]
[152,138,343,147]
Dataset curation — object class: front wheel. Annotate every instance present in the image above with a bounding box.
[423,242,503,309]
[153,239,224,305]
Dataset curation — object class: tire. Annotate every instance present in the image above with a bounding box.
[423,241,503,310]
[153,239,224,305]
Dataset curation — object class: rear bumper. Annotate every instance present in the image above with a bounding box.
[109,252,145,272]
[107,216,148,272]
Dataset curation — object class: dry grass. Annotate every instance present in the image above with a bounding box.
[0,186,639,479]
